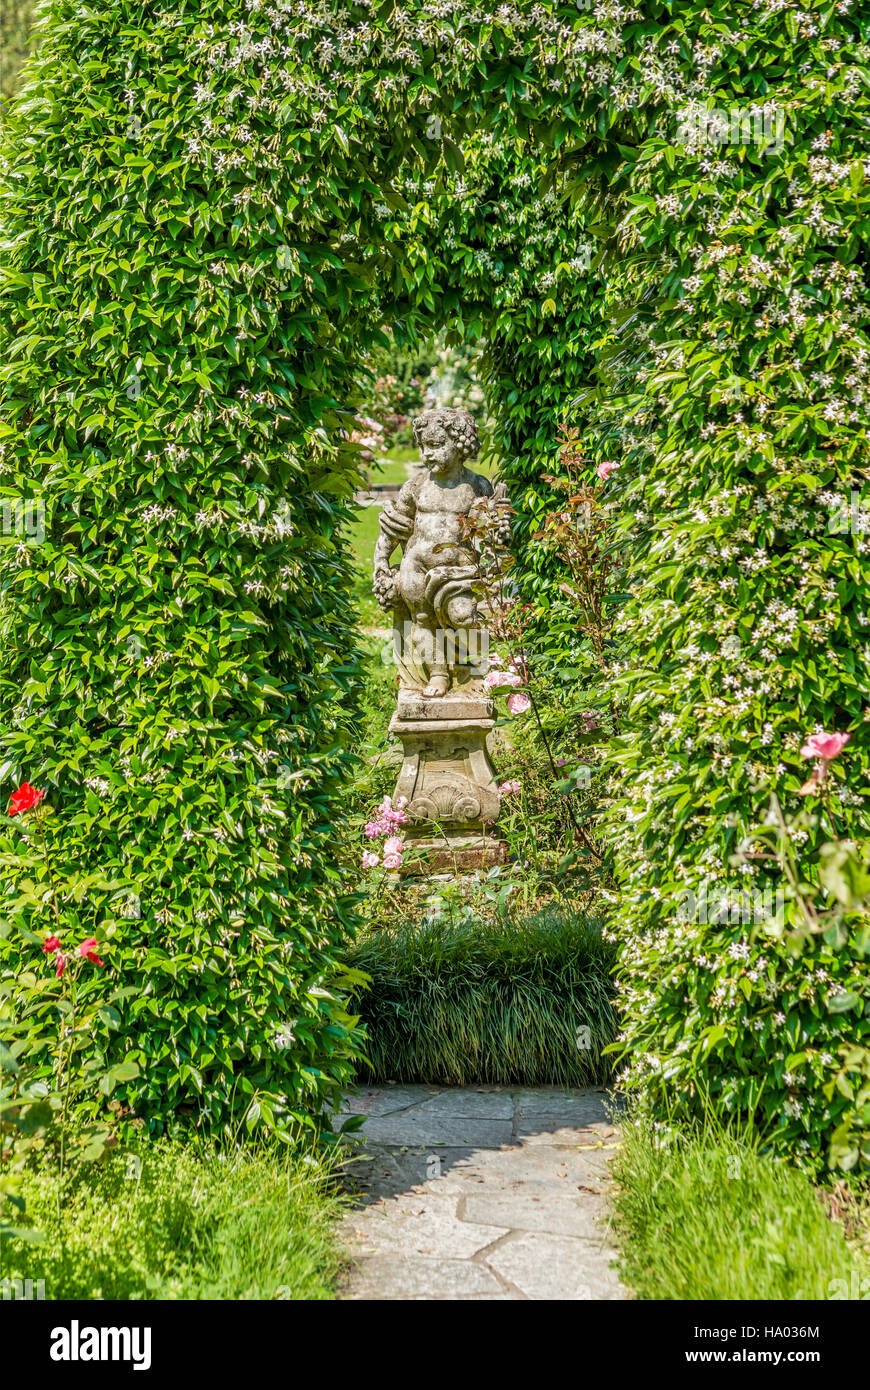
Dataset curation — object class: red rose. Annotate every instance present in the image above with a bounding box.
[55,953,66,978]
[78,937,104,967]
[9,783,46,817]
[43,935,61,954]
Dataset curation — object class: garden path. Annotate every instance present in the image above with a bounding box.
[336,1084,626,1300]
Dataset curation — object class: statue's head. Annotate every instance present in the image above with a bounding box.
[412,406,479,477]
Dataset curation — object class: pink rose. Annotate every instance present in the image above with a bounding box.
[508,692,531,714]
[377,796,407,826]
[383,835,404,857]
[597,460,620,482]
[498,779,522,795]
[382,852,402,870]
[800,731,850,762]
[362,850,380,869]
[484,669,522,691]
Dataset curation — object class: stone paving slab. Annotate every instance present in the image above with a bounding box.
[485,1231,625,1301]
[338,1085,626,1301]
[406,1088,515,1120]
[518,1123,619,1147]
[344,1138,617,1201]
[343,1193,509,1259]
[457,1192,605,1239]
[354,1113,515,1148]
[335,1085,441,1117]
[513,1089,611,1129]
[344,1255,508,1300]
[425,1142,618,1192]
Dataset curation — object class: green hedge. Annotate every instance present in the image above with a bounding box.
[0,0,644,1137]
[0,0,375,1136]
[347,911,617,1087]
[594,4,870,1173]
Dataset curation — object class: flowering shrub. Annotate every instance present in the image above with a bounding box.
[607,745,870,1173]
[455,453,616,889]
[421,334,489,423]
[590,8,870,1173]
[347,412,389,464]
[0,784,147,1238]
[370,4,870,1171]
[0,1,385,1137]
[361,795,409,874]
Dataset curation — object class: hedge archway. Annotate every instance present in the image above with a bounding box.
[1,2,867,1166]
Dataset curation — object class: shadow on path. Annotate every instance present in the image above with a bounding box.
[335,1084,626,1301]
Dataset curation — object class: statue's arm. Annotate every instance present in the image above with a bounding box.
[373,527,394,572]
[373,481,416,609]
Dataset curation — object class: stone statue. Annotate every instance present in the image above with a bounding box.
[373,406,508,696]
[372,405,511,872]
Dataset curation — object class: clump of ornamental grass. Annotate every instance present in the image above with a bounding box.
[346,907,616,1087]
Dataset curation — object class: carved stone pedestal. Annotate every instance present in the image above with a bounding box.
[389,689,508,874]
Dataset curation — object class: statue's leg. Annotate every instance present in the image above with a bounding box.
[423,666,450,698]
[411,616,449,697]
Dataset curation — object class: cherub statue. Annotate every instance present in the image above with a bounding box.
[373,406,509,698]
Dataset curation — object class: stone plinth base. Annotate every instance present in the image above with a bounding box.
[389,688,505,874]
[398,829,509,876]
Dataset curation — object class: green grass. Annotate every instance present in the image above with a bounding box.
[611,1114,869,1300]
[368,455,414,487]
[347,503,388,632]
[379,446,418,464]
[0,2,37,108]
[2,1139,349,1300]
[348,908,617,1086]
[349,503,384,576]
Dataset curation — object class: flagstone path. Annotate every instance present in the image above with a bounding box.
[336,1084,626,1301]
